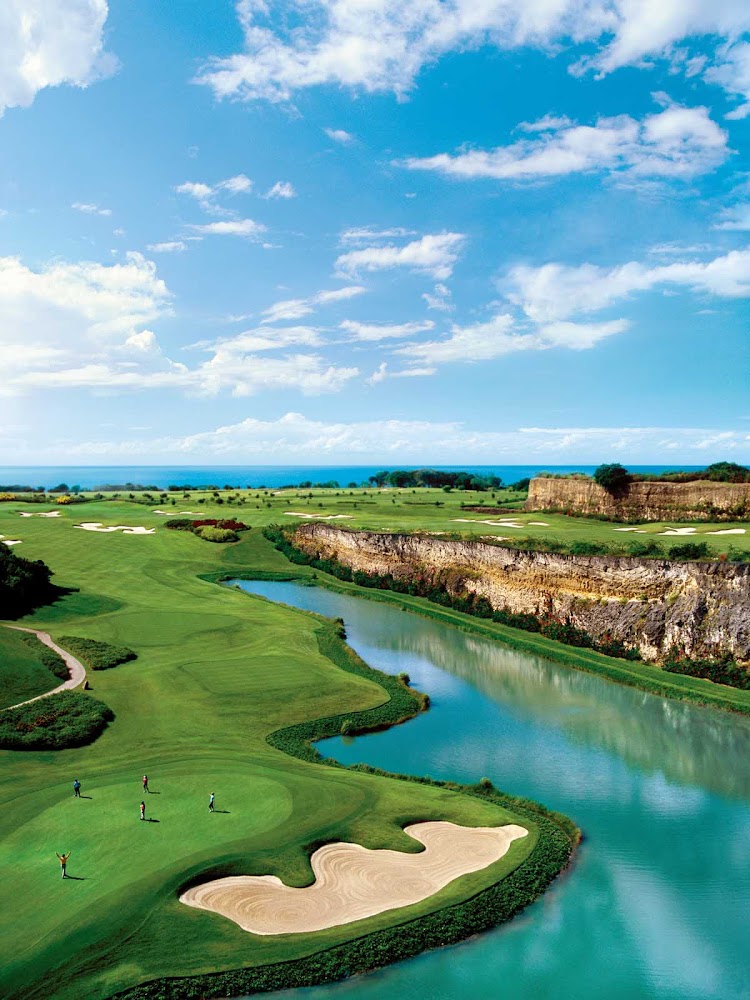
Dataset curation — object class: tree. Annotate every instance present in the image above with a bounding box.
[593,463,630,492]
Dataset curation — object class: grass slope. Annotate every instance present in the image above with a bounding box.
[0,509,573,1000]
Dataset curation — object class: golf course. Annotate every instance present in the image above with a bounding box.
[0,495,578,1000]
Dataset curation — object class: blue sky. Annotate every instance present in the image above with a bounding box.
[0,0,749,465]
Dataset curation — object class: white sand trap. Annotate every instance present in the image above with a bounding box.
[707,528,746,535]
[528,521,549,526]
[74,522,155,535]
[452,518,525,528]
[613,527,647,533]
[659,527,698,536]
[0,535,22,545]
[283,512,353,520]
[152,509,205,516]
[19,511,61,518]
[180,821,527,936]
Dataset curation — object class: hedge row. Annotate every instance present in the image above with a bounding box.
[58,636,137,671]
[19,633,69,680]
[113,620,577,1000]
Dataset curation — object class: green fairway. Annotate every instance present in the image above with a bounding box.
[0,628,60,709]
[0,502,575,1000]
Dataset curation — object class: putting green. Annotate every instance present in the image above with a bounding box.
[0,505,562,1000]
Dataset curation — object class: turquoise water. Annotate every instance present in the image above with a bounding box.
[234,581,750,1000]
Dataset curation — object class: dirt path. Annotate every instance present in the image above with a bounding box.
[2,627,87,710]
[180,821,528,935]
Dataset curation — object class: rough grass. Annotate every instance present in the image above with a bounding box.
[0,691,113,749]
[58,636,136,671]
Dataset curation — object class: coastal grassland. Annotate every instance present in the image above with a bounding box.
[0,628,66,708]
[0,507,574,1000]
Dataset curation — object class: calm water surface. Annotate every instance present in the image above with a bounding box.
[234,580,750,1000]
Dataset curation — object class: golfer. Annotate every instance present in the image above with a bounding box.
[140,800,146,821]
[209,792,215,813]
[56,851,71,878]
[142,774,149,793]
[73,779,81,798]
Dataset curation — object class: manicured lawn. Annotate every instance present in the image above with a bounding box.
[0,628,59,709]
[0,509,555,1000]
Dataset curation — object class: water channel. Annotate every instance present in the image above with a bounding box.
[233,580,750,1000]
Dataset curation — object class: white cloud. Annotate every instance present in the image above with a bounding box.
[188,218,266,239]
[423,282,453,312]
[175,174,254,212]
[72,201,112,216]
[402,105,728,182]
[340,226,417,243]
[262,285,365,323]
[263,181,296,199]
[147,241,187,253]
[505,248,750,323]
[341,319,435,341]
[194,1,750,114]
[52,413,750,464]
[202,325,324,353]
[0,0,116,117]
[336,232,465,280]
[367,362,435,384]
[324,128,354,143]
[715,204,750,231]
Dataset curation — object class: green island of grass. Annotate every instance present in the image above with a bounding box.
[0,503,577,1000]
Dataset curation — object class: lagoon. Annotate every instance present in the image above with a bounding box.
[234,579,750,1000]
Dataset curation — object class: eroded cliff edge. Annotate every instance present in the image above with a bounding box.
[525,477,750,521]
[293,524,750,664]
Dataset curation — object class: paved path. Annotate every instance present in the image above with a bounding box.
[2,627,87,710]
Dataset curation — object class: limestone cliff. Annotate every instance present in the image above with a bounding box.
[525,477,750,521]
[293,524,750,664]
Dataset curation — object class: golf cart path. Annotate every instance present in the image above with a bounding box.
[2,627,87,710]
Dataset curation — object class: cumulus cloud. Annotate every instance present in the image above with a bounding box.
[715,204,750,231]
[341,319,435,341]
[402,105,728,182]
[324,128,354,143]
[423,282,453,312]
[54,413,750,464]
[194,1,750,115]
[336,232,465,280]
[505,248,750,323]
[263,181,296,199]
[72,201,112,216]
[262,285,365,323]
[0,0,116,117]
[175,174,254,212]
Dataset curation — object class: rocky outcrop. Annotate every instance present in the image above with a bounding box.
[293,524,750,664]
[525,477,750,522]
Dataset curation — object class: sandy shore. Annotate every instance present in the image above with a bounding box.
[180,820,527,936]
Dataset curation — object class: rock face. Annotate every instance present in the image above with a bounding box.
[293,524,750,664]
[525,477,750,522]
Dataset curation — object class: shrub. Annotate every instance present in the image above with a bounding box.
[667,541,710,561]
[0,493,16,502]
[0,545,57,618]
[55,494,72,505]
[663,652,750,691]
[569,540,610,556]
[58,636,136,670]
[340,718,354,735]
[593,463,630,492]
[164,518,194,531]
[194,526,239,543]
[0,691,114,750]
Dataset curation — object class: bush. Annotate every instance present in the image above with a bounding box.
[55,494,72,505]
[0,691,114,750]
[593,463,630,492]
[667,542,710,561]
[164,518,194,531]
[58,636,136,670]
[194,526,239,543]
[663,652,750,690]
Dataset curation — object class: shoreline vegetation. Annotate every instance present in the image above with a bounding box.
[253,526,750,714]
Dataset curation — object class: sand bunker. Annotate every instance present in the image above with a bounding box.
[283,512,353,520]
[707,528,746,535]
[528,521,549,526]
[18,511,61,518]
[180,821,527,936]
[452,518,525,528]
[152,510,204,516]
[0,534,22,545]
[74,523,155,535]
[659,527,698,536]
[613,527,647,533]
